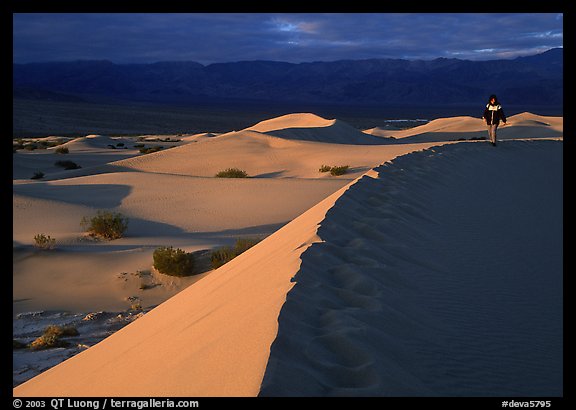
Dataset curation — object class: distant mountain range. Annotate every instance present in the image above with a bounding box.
[13,48,563,107]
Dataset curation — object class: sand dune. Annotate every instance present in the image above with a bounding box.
[366,112,563,143]
[247,112,336,130]
[60,135,129,151]
[246,112,387,144]
[13,112,563,396]
[13,147,136,181]
[13,134,190,181]
[15,114,440,316]
[108,130,429,179]
[13,171,346,314]
[114,112,397,178]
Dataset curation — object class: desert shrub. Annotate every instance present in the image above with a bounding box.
[139,146,163,154]
[210,237,261,269]
[133,143,145,148]
[29,334,67,349]
[329,165,349,176]
[318,165,350,176]
[234,238,261,254]
[23,144,37,151]
[116,142,125,147]
[29,325,79,350]
[43,325,79,338]
[34,233,56,250]
[55,146,69,154]
[81,210,129,240]
[31,171,44,180]
[13,139,24,150]
[215,168,248,178]
[54,160,81,170]
[153,246,195,277]
[209,247,236,270]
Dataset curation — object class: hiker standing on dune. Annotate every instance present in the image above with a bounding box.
[482,94,507,146]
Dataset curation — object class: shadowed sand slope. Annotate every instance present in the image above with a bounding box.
[260,140,563,396]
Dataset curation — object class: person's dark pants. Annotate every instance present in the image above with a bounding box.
[487,124,498,145]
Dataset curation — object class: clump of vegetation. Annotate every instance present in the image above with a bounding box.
[23,143,38,151]
[48,138,67,147]
[153,246,196,277]
[29,325,79,350]
[139,146,163,154]
[55,146,69,154]
[45,325,79,338]
[319,165,350,176]
[33,233,56,250]
[81,210,129,240]
[329,165,349,176]
[31,171,44,180]
[13,139,24,151]
[54,160,81,170]
[210,237,261,269]
[14,138,68,152]
[215,168,248,178]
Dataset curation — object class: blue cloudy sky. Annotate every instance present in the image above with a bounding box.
[13,13,563,64]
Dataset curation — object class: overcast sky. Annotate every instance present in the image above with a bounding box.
[13,13,563,65]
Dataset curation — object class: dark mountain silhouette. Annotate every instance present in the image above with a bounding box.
[13,48,562,107]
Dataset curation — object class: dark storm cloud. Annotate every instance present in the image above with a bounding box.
[12,13,563,64]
